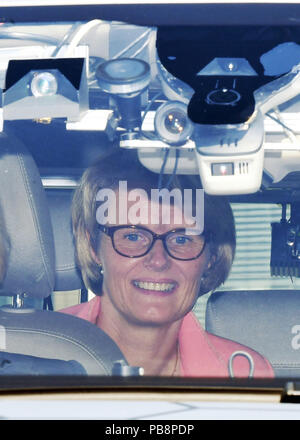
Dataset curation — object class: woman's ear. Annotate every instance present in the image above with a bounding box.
[86,231,102,265]
[199,254,217,295]
[207,254,216,270]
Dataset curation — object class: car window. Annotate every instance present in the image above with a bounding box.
[0,2,300,390]
[195,203,300,326]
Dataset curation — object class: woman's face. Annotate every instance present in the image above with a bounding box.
[96,191,211,327]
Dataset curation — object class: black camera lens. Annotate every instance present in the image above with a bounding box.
[206,88,240,106]
[96,58,150,95]
[164,110,187,134]
[154,101,194,145]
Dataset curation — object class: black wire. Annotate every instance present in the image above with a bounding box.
[43,295,53,311]
[158,148,181,190]
[141,92,163,125]
[140,92,180,190]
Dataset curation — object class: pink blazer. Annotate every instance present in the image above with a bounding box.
[60,296,274,378]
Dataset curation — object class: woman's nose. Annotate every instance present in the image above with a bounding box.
[143,239,171,271]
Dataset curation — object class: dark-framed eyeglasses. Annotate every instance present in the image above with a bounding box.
[97,224,210,261]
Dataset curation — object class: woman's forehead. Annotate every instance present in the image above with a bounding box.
[97,187,201,231]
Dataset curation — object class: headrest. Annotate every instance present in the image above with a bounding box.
[206,290,300,377]
[46,189,83,292]
[0,130,55,298]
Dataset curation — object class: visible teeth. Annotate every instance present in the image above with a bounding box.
[134,281,175,292]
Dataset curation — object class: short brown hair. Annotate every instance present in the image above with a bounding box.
[72,150,235,295]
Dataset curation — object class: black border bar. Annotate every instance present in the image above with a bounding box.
[1,3,300,26]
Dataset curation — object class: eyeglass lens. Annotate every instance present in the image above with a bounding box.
[112,227,205,259]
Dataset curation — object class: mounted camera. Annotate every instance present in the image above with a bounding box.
[3,58,88,122]
[96,57,151,140]
[188,57,258,125]
[154,101,194,146]
[271,203,300,278]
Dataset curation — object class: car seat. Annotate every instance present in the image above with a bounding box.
[0,129,128,375]
[206,289,300,378]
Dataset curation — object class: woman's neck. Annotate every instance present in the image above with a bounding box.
[97,295,182,376]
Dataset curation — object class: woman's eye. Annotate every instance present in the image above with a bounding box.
[172,235,191,245]
[124,233,141,242]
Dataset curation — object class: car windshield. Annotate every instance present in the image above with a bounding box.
[0,1,300,393]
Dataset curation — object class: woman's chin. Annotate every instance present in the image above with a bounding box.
[129,310,179,327]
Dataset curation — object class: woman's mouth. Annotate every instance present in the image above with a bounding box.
[132,280,177,294]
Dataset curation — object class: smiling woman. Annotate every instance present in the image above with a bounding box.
[60,150,274,378]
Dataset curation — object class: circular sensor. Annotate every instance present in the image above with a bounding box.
[154,101,194,145]
[30,72,58,97]
[96,58,150,95]
[164,111,187,135]
[206,88,240,106]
